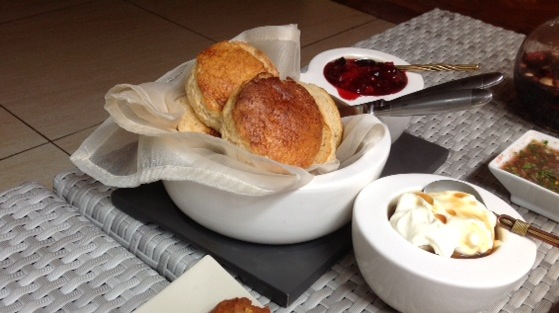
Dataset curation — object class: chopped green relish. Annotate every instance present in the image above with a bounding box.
[501,139,559,194]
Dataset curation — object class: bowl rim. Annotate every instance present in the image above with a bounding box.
[353,173,537,289]
[488,130,559,198]
[300,47,425,104]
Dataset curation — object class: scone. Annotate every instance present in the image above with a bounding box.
[176,95,220,136]
[221,73,341,168]
[300,82,343,164]
[210,297,270,313]
[186,41,279,131]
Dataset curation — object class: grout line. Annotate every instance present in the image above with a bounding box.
[123,0,218,43]
[0,0,97,26]
[0,105,86,159]
[301,19,390,48]
[0,142,53,161]
[1,104,51,142]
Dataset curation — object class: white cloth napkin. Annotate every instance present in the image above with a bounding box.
[70,24,387,196]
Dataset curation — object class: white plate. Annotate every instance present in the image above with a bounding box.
[489,130,559,222]
[134,255,263,313]
[300,47,424,104]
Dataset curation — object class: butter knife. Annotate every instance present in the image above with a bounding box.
[334,72,503,117]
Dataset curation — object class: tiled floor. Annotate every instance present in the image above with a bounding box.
[0,0,395,191]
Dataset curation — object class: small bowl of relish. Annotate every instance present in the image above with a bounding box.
[489,130,559,222]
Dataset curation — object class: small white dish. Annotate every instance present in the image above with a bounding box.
[300,47,424,142]
[489,130,559,222]
[352,174,537,313]
[300,47,424,102]
[134,255,263,313]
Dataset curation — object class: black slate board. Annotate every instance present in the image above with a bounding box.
[381,132,450,176]
[111,132,448,307]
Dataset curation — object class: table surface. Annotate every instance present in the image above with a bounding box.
[48,8,559,313]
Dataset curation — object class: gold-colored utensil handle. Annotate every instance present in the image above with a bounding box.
[397,64,480,72]
[498,214,559,248]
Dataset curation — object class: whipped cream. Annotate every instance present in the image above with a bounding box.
[389,191,498,258]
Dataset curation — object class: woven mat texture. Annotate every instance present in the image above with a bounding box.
[52,8,559,313]
[0,183,169,313]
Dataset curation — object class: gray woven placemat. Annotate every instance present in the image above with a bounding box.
[52,8,559,313]
[0,182,169,313]
[52,172,205,283]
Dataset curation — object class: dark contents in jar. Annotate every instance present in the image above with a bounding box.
[501,139,559,194]
[323,57,408,100]
[514,51,559,130]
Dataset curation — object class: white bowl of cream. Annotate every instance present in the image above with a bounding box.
[352,174,537,313]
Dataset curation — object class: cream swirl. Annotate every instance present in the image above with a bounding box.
[389,191,498,258]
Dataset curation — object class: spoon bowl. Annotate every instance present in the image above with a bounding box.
[423,179,485,203]
[424,179,559,247]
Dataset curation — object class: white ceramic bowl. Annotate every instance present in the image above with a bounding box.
[352,174,537,313]
[300,47,424,143]
[489,130,559,222]
[163,121,391,245]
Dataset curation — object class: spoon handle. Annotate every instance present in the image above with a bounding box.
[396,64,480,72]
[498,214,559,247]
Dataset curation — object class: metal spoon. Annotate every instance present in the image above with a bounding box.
[353,58,480,72]
[424,179,559,248]
[396,64,480,72]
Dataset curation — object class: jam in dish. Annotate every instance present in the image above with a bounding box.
[323,57,408,100]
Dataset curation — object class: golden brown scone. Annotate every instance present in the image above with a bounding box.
[176,95,220,136]
[221,74,325,168]
[300,82,343,164]
[210,297,270,313]
[186,41,279,131]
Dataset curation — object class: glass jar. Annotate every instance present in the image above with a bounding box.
[514,16,559,131]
